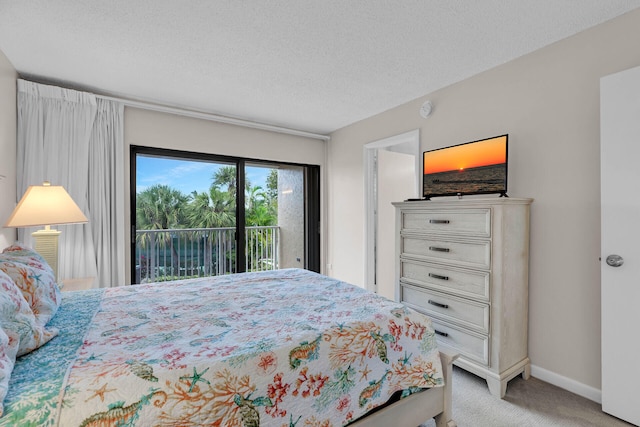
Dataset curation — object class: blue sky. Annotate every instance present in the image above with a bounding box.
[136,155,272,195]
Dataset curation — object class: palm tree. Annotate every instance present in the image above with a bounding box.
[245,184,277,271]
[264,169,278,221]
[266,169,278,201]
[136,184,188,230]
[212,166,238,197]
[186,187,235,229]
[136,185,189,279]
[246,185,276,227]
[186,184,237,275]
[245,184,266,214]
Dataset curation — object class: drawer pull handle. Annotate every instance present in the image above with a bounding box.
[428,299,449,309]
[429,273,449,281]
[434,330,449,337]
[429,246,450,253]
[429,219,450,224]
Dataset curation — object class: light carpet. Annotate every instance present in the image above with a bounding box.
[421,367,633,427]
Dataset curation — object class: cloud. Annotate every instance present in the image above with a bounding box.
[137,158,221,194]
[137,157,273,195]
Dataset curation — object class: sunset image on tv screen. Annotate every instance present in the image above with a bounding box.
[423,135,507,197]
[423,135,507,174]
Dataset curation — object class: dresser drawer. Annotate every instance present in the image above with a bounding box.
[400,259,490,300]
[401,236,491,270]
[401,284,489,333]
[401,209,491,237]
[430,319,489,366]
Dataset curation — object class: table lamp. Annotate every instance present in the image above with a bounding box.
[4,181,88,280]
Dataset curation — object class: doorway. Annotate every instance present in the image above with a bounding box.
[364,130,420,296]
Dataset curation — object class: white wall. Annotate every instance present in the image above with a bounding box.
[124,107,326,282]
[0,49,17,247]
[326,8,640,397]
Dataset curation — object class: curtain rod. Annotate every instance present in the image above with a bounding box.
[97,94,331,141]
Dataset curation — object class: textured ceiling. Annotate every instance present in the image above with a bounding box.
[0,1,638,135]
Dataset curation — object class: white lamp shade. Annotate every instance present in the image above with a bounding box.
[4,182,88,228]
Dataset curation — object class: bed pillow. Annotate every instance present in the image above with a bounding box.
[0,269,58,357]
[0,243,61,326]
[0,268,58,415]
[0,326,18,417]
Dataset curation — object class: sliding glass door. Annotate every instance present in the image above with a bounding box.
[131,146,319,284]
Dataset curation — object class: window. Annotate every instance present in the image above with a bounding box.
[130,146,320,283]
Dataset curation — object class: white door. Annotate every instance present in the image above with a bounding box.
[601,65,640,426]
[376,150,415,300]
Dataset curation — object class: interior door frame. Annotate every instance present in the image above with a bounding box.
[363,129,420,293]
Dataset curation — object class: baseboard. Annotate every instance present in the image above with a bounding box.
[530,364,602,404]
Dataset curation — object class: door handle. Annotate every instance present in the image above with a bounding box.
[606,254,624,267]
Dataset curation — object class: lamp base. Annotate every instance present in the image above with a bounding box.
[32,228,60,281]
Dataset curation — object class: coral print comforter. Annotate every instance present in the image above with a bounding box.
[2,269,443,426]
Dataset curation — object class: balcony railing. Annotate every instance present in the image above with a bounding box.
[135,226,279,283]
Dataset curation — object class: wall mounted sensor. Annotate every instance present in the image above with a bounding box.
[419,100,433,118]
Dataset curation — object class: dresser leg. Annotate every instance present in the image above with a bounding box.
[485,360,530,397]
[522,362,531,380]
[486,377,507,398]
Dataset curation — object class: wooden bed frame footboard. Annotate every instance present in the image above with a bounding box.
[349,349,459,427]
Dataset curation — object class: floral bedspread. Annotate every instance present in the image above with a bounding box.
[1,289,104,426]
[7,269,444,426]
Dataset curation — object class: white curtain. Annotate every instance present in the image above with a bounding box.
[88,99,125,286]
[16,80,124,287]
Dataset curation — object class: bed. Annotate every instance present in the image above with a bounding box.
[0,245,456,427]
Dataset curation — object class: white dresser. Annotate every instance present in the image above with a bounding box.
[393,197,532,398]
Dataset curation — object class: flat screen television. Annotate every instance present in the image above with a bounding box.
[423,134,508,199]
